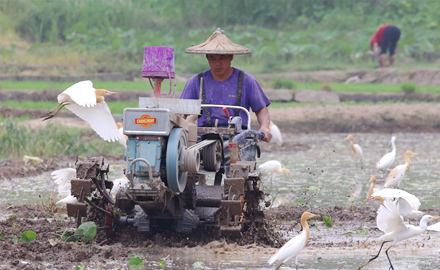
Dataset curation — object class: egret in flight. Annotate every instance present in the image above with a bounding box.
[376,136,396,172]
[384,150,418,188]
[41,80,120,142]
[365,196,440,270]
[268,211,321,270]
[345,134,363,169]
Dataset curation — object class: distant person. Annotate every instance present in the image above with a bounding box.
[370,24,401,68]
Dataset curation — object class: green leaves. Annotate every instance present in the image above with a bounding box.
[129,257,143,270]
[322,216,333,228]
[61,222,97,243]
[20,230,37,242]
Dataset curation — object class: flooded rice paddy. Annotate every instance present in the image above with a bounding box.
[1,132,440,269]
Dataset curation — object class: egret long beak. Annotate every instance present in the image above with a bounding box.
[430,216,440,220]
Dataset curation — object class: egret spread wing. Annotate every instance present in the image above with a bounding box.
[372,188,421,210]
[427,222,440,231]
[65,101,120,142]
[377,199,406,233]
[51,168,76,197]
[62,80,97,107]
[51,168,76,186]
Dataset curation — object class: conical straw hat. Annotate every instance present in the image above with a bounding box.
[185,27,251,55]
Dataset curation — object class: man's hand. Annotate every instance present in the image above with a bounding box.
[258,126,272,142]
[255,106,272,142]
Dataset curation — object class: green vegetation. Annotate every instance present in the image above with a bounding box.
[0,80,188,91]
[0,0,439,75]
[20,231,37,242]
[0,118,124,161]
[323,216,333,228]
[61,221,97,243]
[401,81,417,94]
[272,79,296,89]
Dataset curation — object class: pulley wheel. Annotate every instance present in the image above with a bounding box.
[166,128,188,192]
[202,140,222,172]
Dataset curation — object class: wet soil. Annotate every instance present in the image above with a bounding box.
[1,69,440,269]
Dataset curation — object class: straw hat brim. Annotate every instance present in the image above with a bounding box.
[185,31,251,55]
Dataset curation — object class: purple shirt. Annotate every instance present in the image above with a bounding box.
[180,68,270,127]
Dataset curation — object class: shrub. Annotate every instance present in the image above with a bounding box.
[401,82,417,94]
[273,79,296,89]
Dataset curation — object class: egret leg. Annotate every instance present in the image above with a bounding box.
[385,246,394,270]
[275,262,283,270]
[41,103,65,121]
[369,241,389,262]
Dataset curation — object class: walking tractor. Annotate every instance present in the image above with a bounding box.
[66,47,267,240]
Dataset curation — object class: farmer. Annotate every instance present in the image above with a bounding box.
[370,24,401,68]
[180,27,272,143]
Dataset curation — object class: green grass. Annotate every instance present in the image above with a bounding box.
[264,81,440,93]
[0,101,139,114]
[0,80,188,92]
[269,100,430,108]
[0,118,124,162]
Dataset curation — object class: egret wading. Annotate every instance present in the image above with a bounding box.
[384,150,418,188]
[376,136,397,173]
[268,211,321,270]
[258,160,292,188]
[345,134,363,169]
[41,80,120,142]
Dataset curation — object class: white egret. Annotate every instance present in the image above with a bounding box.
[376,136,396,172]
[258,160,292,187]
[51,168,77,205]
[345,134,363,169]
[51,167,76,198]
[41,80,120,142]
[268,211,320,270]
[366,196,440,270]
[366,176,381,209]
[384,150,418,188]
[269,121,283,145]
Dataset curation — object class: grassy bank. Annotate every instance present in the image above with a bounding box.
[0,119,124,161]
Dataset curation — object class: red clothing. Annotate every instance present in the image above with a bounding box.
[370,24,391,47]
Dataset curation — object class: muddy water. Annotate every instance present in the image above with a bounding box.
[1,133,440,269]
[258,132,440,210]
